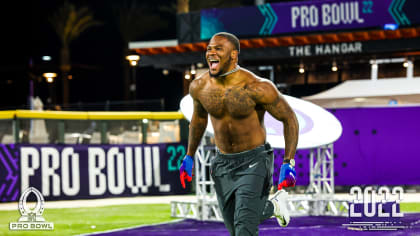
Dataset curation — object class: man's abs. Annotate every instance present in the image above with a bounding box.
[211,115,266,153]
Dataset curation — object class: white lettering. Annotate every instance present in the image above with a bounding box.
[331,3,340,25]
[364,186,376,217]
[61,147,80,196]
[144,147,153,192]
[290,45,312,56]
[291,5,319,28]
[152,146,170,192]
[315,45,323,54]
[354,42,362,52]
[314,42,363,55]
[304,45,311,56]
[107,147,125,195]
[309,6,318,27]
[322,4,331,26]
[322,2,364,26]
[341,2,351,24]
[296,46,304,56]
[88,147,106,195]
[291,7,300,28]
[41,147,60,196]
[354,2,364,23]
[332,44,340,54]
[300,6,309,27]
[289,46,295,56]
[20,147,40,191]
[324,44,331,54]
[341,43,348,53]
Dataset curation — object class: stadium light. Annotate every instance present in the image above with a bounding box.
[191,64,196,75]
[331,61,338,72]
[42,56,52,61]
[403,59,409,68]
[126,54,140,66]
[126,54,140,100]
[43,72,57,83]
[298,63,305,74]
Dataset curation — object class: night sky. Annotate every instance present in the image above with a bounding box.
[1,0,182,111]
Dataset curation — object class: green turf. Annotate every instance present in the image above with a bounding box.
[0,202,419,236]
[400,202,420,212]
[0,204,175,236]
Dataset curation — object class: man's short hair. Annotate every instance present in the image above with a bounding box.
[213,32,240,53]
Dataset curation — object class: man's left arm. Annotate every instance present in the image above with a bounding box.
[253,81,299,189]
[259,82,298,160]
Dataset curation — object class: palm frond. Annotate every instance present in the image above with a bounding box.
[49,1,101,46]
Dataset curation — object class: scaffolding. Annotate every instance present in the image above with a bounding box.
[171,135,348,221]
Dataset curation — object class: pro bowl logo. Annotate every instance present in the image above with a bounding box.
[9,187,54,230]
[343,186,407,231]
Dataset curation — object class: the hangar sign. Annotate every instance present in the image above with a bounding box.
[288,42,363,57]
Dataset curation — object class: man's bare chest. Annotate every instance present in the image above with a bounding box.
[198,86,256,118]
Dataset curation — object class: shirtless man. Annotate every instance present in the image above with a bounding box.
[179,32,299,236]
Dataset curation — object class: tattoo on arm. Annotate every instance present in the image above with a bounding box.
[263,96,299,160]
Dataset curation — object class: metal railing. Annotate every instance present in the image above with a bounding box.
[0,110,188,145]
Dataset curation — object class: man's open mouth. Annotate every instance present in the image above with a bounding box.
[209,59,220,70]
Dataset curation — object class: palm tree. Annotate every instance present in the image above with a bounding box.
[177,0,189,13]
[49,1,101,106]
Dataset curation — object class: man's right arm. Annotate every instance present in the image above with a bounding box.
[179,82,208,188]
[187,98,208,156]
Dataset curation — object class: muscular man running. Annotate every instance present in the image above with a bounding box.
[180,32,299,236]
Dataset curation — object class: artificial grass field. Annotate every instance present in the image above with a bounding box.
[0,204,174,236]
[0,202,419,236]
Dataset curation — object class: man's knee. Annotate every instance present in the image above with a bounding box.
[234,221,258,236]
[234,207,259,236]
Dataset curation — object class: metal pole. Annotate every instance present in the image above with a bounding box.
[132,67,136,100]
[370,60,378,80]
[330,144,334,194]
[407,60,413,79]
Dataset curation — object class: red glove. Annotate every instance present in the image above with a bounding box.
[179,155,194,189]
[277,162,296,190]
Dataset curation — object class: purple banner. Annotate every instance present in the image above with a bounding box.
[201,0,420,40]
[0,143,189,202]
[0,144,19,202]
[271,0,393,34]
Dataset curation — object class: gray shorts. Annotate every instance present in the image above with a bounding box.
[210,143,274,236]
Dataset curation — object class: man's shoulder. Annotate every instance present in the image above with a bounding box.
[190,71,210,98]
[191,72,210,87]
[240,69,275,90]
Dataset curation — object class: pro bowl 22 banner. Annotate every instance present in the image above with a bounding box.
[0,143,188,202]
[201,0,420,40]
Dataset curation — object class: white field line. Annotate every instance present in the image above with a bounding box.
[75,219,185,236]
[0,195,196,211]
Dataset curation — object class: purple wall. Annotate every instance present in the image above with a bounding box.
[273,106,420,186]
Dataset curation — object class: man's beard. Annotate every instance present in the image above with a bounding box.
[209,57,231,77]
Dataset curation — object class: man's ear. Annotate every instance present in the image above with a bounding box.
[231,50,238,60]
